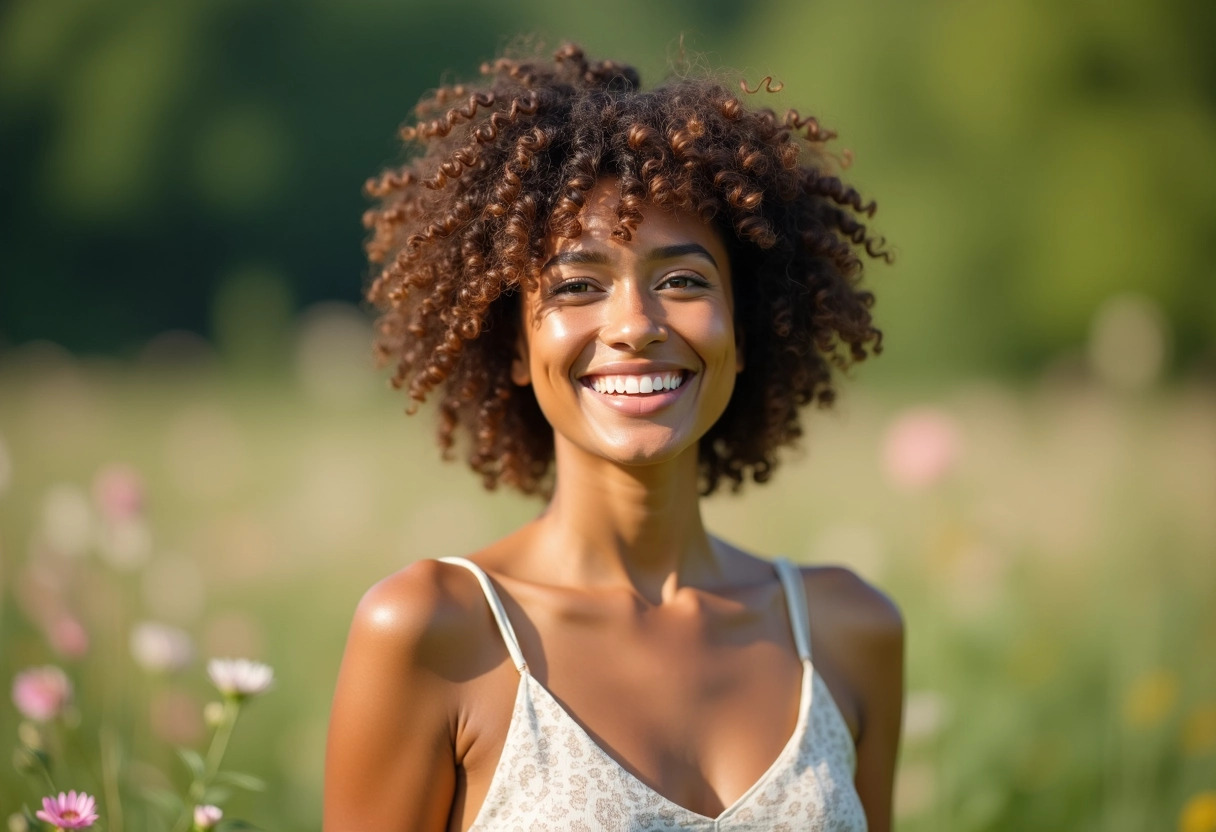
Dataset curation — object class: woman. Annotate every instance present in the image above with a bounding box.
[325,44,903,831]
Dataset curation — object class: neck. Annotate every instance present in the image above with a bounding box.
[532,436,719,597]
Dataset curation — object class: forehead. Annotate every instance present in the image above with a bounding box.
[543,179,729,263]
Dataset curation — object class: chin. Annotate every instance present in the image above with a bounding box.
[608,449,681,468]
[593,435,698,470]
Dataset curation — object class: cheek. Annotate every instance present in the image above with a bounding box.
[686,303,738,366]
[527,309,592,381]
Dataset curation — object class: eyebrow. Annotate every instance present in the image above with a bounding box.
[541,243,719,273]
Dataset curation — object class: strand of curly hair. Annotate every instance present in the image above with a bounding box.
[364,43,890,496]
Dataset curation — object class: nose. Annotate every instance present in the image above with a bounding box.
[600,284,667,351]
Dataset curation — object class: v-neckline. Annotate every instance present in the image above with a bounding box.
[443,554,849,829]
[517,657,814,824]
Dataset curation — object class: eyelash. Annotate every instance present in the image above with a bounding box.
[550,279,597,296]
[660,273,711,290]
[548,273,710,297]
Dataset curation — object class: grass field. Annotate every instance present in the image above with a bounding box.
[1,341,1213,831]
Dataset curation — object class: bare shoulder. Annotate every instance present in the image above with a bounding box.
[801,564,904,650]
[325,559,498,831]
[348,558,492,673]
[715,540,903,655]
[332,557,497,746]
[797,564,904,741]
[798,568,903,830]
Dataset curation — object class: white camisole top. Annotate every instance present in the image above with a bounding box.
[438,556,868,831]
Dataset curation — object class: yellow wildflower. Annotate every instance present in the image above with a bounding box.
[1122,669,1178,729]
[1180,792,1216,832]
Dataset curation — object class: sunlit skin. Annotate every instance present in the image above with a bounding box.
[324,182,904,832]
[513,179,741,476]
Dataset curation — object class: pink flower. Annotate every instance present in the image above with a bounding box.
[193,804,223,830]
[207,658,273,699]
[36,790,99,829]
[882,407,961,491]
[12,666,72,722]
[48,615,90,659]
[93,464,144,522]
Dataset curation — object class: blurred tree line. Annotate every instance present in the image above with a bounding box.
[1,0,1213,380]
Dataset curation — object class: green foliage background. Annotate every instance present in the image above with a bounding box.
[2,0,1214,377]
[1,1,1215,830]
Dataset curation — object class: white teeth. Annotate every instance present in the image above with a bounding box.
[588,372,686,395]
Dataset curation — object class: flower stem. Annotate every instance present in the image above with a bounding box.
[200,699,241,793]
[173,698,242,832]
[100,726,124,832]
[38,763,57,793]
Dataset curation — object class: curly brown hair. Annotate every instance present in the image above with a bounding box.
[363,43,889,497]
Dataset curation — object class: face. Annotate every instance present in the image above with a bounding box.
[512,179,741,469]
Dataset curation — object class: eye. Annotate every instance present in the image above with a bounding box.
[550,279,597,296]
[659,273,710,290]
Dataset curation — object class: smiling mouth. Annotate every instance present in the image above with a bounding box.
[581,370,689,396]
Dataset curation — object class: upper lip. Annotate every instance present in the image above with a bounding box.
[576,362,694,379]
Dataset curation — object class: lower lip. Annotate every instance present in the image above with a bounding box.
[580,379,692,416]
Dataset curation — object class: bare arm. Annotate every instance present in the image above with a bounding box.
[806,568,905,832]
[851,589,904,832]
[324,561,458,832]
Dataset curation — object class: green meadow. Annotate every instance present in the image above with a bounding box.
[2,0,1214,827]
[1,339,1212,830]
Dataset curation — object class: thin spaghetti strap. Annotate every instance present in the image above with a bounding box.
[438,557,528,674]
[774,558,813,663]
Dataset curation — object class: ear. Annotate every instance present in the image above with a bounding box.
[510,330,531,386]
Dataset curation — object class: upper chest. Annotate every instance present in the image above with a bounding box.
[453,581,838,820]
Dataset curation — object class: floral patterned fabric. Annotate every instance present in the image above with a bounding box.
[439,557,868,831]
